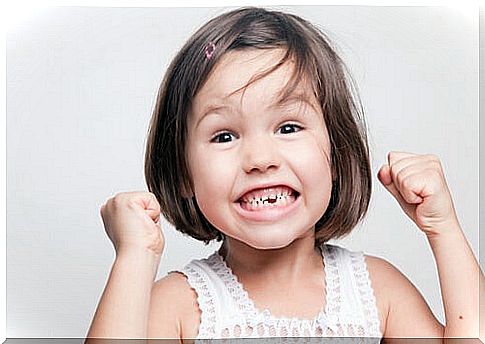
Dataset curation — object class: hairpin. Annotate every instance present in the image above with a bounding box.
[205,41,216,60]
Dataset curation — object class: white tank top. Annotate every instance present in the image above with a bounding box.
[177,243,382,341]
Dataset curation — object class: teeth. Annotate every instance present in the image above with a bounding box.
[240,193,297,211]
[248,193,288,205]
[240,186,294,204]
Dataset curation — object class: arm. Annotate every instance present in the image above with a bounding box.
[377,152,483,341]
[147,272,201,341]
[85,191,167,342]
[85,249,161,341]
[366,255,444,341]
[427,224,484,339]
[378,223,484,342]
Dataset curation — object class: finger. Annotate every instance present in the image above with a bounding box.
[395,170,424,204]
[388,154,419,174]
[377,164,392,186]
[144,192,161,212]
[387,151,418,167]
[145,208,161,223]
[126,192,161,212]
[389,162,426,204]
[378,165,416,209]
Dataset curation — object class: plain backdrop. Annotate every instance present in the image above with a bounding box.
[6,5,478,337]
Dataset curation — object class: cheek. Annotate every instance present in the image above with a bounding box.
[286,136,332,176]
[189,148,239,230]
[189,147,237,200]
[284,138,333,203]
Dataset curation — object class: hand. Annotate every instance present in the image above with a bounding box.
[377,151,459,237]
[100,191,164,256]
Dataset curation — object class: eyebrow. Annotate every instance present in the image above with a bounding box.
[195,92,319,129]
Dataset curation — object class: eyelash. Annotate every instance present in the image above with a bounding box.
[210,123,303,144]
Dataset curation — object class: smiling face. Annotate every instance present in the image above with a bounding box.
[186,49,333,249]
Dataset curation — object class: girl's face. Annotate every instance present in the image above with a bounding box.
[187,49,333,249]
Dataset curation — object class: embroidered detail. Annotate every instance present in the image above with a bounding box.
[180,244,382,340]
[321,245,341,320]
[180,264,217,338]
[202,244,341,337]
[349,250,382,337]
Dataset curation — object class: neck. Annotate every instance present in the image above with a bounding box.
[218,230,323,282]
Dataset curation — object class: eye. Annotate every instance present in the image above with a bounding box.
[210,131,237,143]
[277,123,303,135]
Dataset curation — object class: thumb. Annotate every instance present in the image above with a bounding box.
[377,164,412,210]
[136,192,161,224]
[140,192,161,211]
[145,209,161,224]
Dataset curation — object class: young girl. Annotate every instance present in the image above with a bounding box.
[86,7,483,342]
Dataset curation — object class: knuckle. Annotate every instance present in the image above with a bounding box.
[112,194,124,205]
[112,192,132,207]
[126,198,139,209]
[431,168,443,180]
[401,175,413,189]
[425,153,439,162]
[427,157,443,173]
[147,191,161,205]
[392,166,403,183]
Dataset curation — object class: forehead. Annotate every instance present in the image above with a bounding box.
[193,48,316,112]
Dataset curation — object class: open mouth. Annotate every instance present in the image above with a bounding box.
[237,186,301,212]
[234,185,301,222]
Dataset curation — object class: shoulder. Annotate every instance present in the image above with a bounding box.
[363,254,444,338]
[148,271,201,339]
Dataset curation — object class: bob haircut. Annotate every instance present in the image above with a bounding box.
[145,7,372,244]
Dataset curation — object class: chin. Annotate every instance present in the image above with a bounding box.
[235,232,301,251]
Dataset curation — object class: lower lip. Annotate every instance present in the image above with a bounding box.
[233,194,301,222]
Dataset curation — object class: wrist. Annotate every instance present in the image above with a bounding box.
[425,220,464,247]
[115,246,162,267]
[116,242,163,259]
[113,249,162,282]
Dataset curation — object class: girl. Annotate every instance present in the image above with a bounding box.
[86,7,483,342]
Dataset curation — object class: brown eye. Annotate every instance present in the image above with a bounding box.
[277,124,303,135]
[211,132,236,143]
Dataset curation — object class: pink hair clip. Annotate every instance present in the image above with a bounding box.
[205,41,216,59]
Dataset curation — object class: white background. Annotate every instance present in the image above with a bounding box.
[5,4,479,338]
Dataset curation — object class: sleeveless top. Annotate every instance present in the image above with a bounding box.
[176,244,382,341]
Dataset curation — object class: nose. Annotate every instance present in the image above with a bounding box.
[241,135,280,174]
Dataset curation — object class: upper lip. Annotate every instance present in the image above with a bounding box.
[235,182,299,202]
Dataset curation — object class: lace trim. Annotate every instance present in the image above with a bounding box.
[180,263,217,338]
[321,244,341,320]
[200,244,343,334]
[180,244,382,339]
[349,250,382,337]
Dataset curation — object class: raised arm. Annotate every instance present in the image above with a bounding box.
[85,249,161,340]
[427,223,483,339]
[378,151,483,340]
[84,192,167,342]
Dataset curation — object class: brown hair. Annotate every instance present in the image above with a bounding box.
[145,7,372,244]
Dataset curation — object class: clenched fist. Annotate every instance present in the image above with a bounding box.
[100,191,164,256]
[377,151,459,237]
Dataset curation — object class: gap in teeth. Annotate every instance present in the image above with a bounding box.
[248,193,290,205]
[242,193,297,210]
[241,188,294,203]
